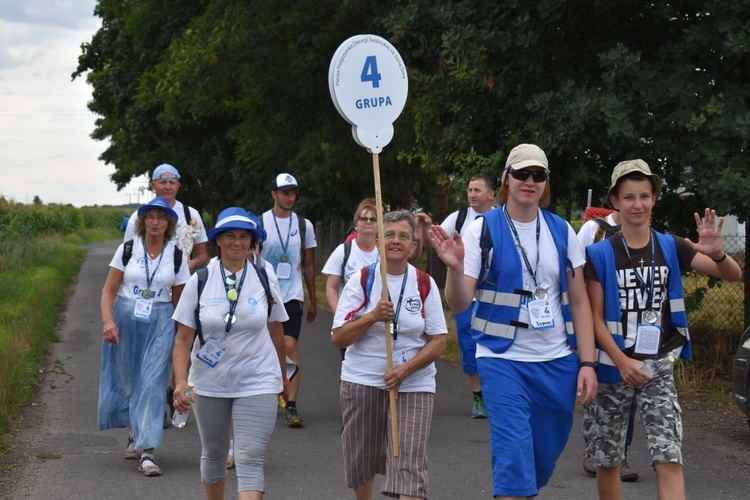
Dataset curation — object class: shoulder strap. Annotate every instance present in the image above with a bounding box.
[593,217,620,242]
[183,203,191,225]
[252,261,275,317]
[344,263,377,321]
[122,239,134,267]
[415,269,431,318]
[298,214,307,266]
[194,267,209,346]
[478,217,493,286]
[173,247,183,274]
[340,241,352,279]
[455,206,469,234]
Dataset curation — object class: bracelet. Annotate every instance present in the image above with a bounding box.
[711,252,727,263]
[579,361,598,369]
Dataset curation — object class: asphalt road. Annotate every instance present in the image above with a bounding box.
[3,241,749,499]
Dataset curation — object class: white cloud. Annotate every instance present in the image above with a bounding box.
[0,0,144,206]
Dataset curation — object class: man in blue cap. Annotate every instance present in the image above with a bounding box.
[124,163,208,273]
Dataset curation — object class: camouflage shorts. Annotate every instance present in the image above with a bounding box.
[584,357,683,467]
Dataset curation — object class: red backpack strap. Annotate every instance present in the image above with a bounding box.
[344,265,375,321]
[416,269,431,318]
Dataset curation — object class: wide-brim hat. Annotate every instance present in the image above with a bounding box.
[501,143,549,184]
[607,159,662,197]
[207,207,266,242]
[137,197,178,221]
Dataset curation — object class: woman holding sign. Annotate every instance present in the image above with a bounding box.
[332,210,447,500]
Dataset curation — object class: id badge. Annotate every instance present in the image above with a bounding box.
[196,338,228,367]
[393,349,408,367]
[276,261,292,280]
[634,324,661,355]
[133,298,154,323]
[527,299,555,330]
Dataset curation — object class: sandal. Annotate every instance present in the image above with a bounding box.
[138,457,162,477]
[124,436,140,460]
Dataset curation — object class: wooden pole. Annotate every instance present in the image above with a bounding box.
[372,152,399,457]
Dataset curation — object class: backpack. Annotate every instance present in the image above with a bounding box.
[346,263,432,320]
[592,217,620,243]
[454,206,469,235]
[122,239,183,274]
[192,261,274,346]
[340,241,352,279]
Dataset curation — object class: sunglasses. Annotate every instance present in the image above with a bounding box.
[358,216,377,224]
[225,274,238,301]
[508,169,548,183]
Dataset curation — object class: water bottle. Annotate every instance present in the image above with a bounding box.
[640,360,654,379]
[172,382,194,428]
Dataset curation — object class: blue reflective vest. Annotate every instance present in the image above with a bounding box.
[586,231,691,384]
[470,207,576,354]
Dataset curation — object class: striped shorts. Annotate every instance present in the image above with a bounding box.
[340,381,434,498]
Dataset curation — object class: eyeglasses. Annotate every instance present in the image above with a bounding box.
[145,215,169,223]
[225,274,238,301]
[384,231,413,242]
[358,216,377,224]
[508,169,548,183]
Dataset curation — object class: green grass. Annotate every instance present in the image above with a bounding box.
[0,220,121,463]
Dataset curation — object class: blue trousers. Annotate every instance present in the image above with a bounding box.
[478,353,578,497]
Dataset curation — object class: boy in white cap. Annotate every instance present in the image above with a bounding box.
[584,159,741,500]
[430,143,598,498]
[261,173,317,428]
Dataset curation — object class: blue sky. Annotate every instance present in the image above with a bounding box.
[0,0,148,206]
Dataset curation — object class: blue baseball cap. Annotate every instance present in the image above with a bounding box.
[207,207,266,242]
[152,163,181,180]
[137,197,179,221]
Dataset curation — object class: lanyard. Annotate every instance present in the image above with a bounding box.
[142,239,165,293]
[387,270,409,342]
[219,260,248,333]
[272,212,293,258]
[503,206,541,290]
[619,230,656,311]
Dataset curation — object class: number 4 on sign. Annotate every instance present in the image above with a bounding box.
[361,55,382,88]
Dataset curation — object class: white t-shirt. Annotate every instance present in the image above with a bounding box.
[577,213,617,248]
[109,239,190,301]
[260,210,317,303]
[124,200,208,245]
[172,261,289,398]
[332,263,448,392]
[321,240,380,291]
[441,206,494,238]
[463,210,585,362]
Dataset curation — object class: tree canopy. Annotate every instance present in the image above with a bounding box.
[75,0,750,232]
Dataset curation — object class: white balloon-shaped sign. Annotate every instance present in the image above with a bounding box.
[329,34,408,153]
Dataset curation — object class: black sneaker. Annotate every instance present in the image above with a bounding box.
[620,458,639,482]
[285,406,304,428]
